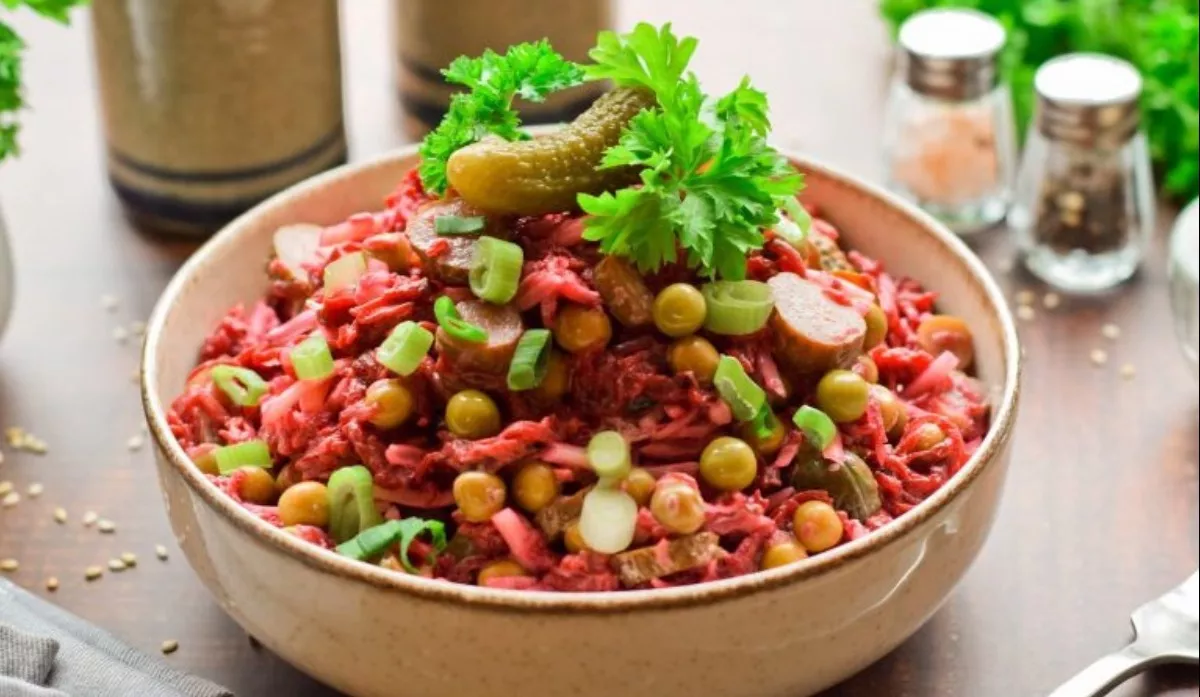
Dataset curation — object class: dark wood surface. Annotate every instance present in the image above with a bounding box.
[1,2,1196,696]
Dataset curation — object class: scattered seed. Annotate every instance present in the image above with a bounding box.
[82,511,99,527]
[126,434,145,452]
[1,558,18,572]
[84,566,103,581]
[5,427,48,454]
[1015,290,1036,306]
[1119,363,1136,379]
[2,491,19,508]
[155,545,169,561]
[100,293,119,312]
[120,552,137,567]
[131,320,147,337]
[1042,292,1061,310]
[97,519,116,534]
[53,507,67,524]
[1016,305,1036,322]
[129,370,140,384]
[1090,348,1109,366]
[0,481,11,496]
[45,576,59,592]
[27,482,44,498]
[108,558,127,572]
[113,326,130,343]
[1101,323,1121,340]
[161,640,179,655]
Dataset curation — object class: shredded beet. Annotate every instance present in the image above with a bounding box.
[167,169,991,593]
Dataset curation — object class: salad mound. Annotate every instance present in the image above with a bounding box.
[168,24,989,592]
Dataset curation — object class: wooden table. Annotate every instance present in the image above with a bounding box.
[1,2,1196,696]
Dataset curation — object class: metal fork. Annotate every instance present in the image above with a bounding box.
[1049,571,1199,697]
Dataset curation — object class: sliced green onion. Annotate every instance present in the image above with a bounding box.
[701,280,775,335]
[434,296,487,343]
[587,430,632,481]
[377,321,434,376]
[434,214,486,235]
[774,198,813,250]
[210,365,269,407]
[290,335,335,381]
[327,465,383,544]
[213,440,272,474]
[751,404,777,441]
[336,519,402,561]
[323,251,367,295]
[713,355,767,422]
[469,236,524,304]
[506,329,552,391]
[394,517,448,572]
[793,405,837,451]
[579,488,638,554]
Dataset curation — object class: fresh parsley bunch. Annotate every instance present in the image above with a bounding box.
[580,23,803,279]
[879,0,1200,201]
[0,0,88,162]
[418,40,586,194]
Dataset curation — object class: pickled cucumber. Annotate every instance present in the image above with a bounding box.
[446,87,656,215]
[790,448,882,521]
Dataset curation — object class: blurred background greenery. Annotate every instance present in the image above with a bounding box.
[879,0,1200,202]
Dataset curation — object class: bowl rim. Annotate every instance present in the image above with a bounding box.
[141,144,1022,614]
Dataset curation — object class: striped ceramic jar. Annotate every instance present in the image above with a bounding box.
[91,0,346,236]
[393,0,611,137]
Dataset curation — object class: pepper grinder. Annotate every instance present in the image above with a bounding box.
[1009,54,1155,292]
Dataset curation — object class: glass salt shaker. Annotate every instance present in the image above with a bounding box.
[1009,54,1155,292]
[882,8,1017,235]
[1168,198,1199,376]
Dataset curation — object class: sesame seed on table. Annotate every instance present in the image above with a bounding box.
[0,2,1196,697]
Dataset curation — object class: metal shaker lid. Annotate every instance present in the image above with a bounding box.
[1035,53,1142,147]
[897,8,1006,101]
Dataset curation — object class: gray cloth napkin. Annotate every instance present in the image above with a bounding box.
[0,579,233,697]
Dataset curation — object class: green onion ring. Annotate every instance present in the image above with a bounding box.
[434,296,488,343]
[792,405,837,451]
[290,335,335,381]
[701,280,774,335]
[323,251,367,295]
[377,321,434,376]
[434,214,486,235]
[326,465,383,544]
[469,236,524,304]
[587,430,632,481]
[713,355,767,422]
[213,440,273,474]
[506,329,553,391]
[210,365,269,407]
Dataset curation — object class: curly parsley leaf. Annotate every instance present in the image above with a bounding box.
[879,0,1199,201]
[580,24,803,280]
[418,40,585,194]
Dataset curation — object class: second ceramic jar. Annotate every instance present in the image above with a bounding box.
[91,0,346,236]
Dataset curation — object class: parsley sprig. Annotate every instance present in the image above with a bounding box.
[418,40,585,194]
[1,0,87,163]
[579,23,803,280]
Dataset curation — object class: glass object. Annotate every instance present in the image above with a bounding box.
[1009,54,1154,292]
[1169,198,1199,376]
[91,0,346,237]
[882,8,1017,235]
[393,0,611,138]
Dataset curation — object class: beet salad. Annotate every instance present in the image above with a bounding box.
[168,23,990,592]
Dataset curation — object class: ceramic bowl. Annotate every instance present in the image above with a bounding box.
[141,145,1022,697]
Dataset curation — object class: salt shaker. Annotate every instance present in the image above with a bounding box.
[882,8,1017,235]
[1009,54,1155,292]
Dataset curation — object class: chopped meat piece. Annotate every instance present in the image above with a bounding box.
[612,532,721,587]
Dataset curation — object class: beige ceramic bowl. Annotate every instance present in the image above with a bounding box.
[142,145,1021,697]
